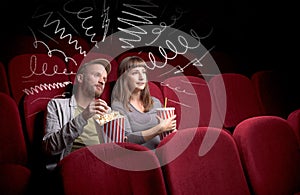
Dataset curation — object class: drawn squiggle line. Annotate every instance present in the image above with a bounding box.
[48,49,78,65]
[160,81,196,96]
[32,9,86,56]
[29,92,71,105]
[117,2,158,48]
[167,98,191,108]
[101,2,110,43]
[29,27,78,66]
[63,0,104,50]
[180,80,208,86]
[23,81,72,96]
[22,55,76,78]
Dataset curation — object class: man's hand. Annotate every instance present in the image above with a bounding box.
[82,99,111,121]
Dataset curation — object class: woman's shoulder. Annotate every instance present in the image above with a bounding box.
[111,100,125,110]
[152,96,162,107]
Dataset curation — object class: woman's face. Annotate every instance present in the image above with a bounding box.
[127,66,147,92]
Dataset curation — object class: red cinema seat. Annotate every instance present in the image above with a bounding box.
[251,69,300,119]
[57,143,167,195]
[148,81,164,105]
[233,116,300,195]
[287,109,300,147]
[0,92,28,165]
[209,73,263,132]
[8,53,71,105]
[0,61,10,95]
[0,92,32,194]
[161,75,215,129]
[21,86,71,168]
[156,127,250,195]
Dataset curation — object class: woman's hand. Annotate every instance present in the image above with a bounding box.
[156,114,177,134]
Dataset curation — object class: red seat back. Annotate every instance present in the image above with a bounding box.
[161,75,214,129]
[8,53,71,105]
[0,61,10,95]
[57,143,167,195]
[156,127,250,195]
[148,81,164,105]
[233,116,300,195]
[0,92,28,165]
[287,109,300,147]
[209,73,263,131]
[251,70,299,118]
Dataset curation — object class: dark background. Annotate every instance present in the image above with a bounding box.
[1,0,298,75]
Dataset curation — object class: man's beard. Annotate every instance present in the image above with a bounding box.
[86,85,102,98]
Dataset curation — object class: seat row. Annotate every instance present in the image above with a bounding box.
[2,54,300,172]
[1,52,299,119]
[3,96,300,195]
[0,48,246,106]
[1,87,300,194]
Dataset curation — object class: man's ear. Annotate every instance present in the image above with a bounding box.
[76,73,84,84]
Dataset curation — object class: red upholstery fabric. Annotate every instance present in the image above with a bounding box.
[6,35,48,62]
[22,87,70,146]
[57,143,167,195]
[0,61,10,95]
[233,116,300,195]
[0,163,32,195]
[251,69,300,118]
[287,109,300,147]
[8,53,70,105]
[251,70,288,118]
[21,87,70,169]
[0,93,32,194]
[161,75,214,129]
[148,81,164,105]
[209,73,263,131]
[156,127,250,195]
[165,51,202,77]
[0,92,28,165]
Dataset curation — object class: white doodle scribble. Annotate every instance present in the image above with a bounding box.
[117,1,158,48]
[173,46,214,74]
[22,55,76,78]
[29,27,78,65]
[23,81,72,95]
[167,98,191,108]
[32,9,87,56]
[101,1,110,43]
[160,81,196,96]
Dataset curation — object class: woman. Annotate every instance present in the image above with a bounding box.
[111,56,176,149]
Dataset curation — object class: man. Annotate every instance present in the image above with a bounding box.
[43,58,111,169]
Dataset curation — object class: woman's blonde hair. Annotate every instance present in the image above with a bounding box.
[112,56,153,112]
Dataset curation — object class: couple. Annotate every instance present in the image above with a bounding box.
[43,56,176,168]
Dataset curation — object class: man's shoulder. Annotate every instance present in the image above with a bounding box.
[48,97,72,107]
[49,97,71,103]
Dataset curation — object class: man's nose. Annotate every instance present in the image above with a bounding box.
[98,76,105,85]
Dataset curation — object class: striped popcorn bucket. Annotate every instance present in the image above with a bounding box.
[156,107,175,140]
[102,116,125,143]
